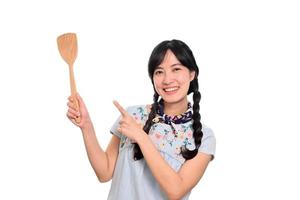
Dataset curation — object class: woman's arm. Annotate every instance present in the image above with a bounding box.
[136,132,211,200]
[67,94,120,183]
[81,123,120,182]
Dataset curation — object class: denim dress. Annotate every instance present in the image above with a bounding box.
[108,104,216,200]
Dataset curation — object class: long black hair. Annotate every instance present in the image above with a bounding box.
[133,39,203,161]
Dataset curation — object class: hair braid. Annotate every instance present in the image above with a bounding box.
[181,79,203,160]
[133,92,159,160]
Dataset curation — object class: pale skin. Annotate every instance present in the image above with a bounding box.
[66,50,212,200]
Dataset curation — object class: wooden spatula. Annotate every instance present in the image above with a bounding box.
[57,33,81,123]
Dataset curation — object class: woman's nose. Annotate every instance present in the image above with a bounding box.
[162,72,174,85]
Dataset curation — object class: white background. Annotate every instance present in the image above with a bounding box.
[0,0,299,199]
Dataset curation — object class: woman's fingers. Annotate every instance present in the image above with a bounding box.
[66,111,79,119]
[68,107,80,116]
[66,111,79,124]
[66,94,86,127]
[68,116,78,126]
[69,93,88,114]
[68,95,81,109]
[67,101,78,111]
[67,100,79,112]
[66,97,80,119]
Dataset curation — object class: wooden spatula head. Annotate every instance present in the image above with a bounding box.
[57,33,78,65]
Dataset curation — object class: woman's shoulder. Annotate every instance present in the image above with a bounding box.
[201,123,215,139]
[201,123,214,134]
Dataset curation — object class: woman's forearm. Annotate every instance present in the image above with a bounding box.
[80,122,110,182]
[136,131,184,199]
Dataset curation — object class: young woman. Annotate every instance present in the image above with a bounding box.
[66,39,216,200]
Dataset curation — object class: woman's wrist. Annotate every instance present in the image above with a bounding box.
[135,130,148,145]
[80,120,94,133]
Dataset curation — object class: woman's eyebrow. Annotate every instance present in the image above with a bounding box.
[170,63,182,67]
[157,63,182,69]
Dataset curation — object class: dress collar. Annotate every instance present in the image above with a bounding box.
[154,101,193,125]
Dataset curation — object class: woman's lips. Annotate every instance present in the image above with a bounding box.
[163,87,179,95]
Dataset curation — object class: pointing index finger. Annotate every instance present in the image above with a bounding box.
[113,100,128,116]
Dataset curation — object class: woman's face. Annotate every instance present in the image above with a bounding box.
[153,50,195,104]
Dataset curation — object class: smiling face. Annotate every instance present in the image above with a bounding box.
[153,50,195,105]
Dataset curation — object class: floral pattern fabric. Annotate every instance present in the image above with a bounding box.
[117,104,214,164]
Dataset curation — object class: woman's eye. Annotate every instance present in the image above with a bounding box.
[155,71,163,75]
[174,68,181,72]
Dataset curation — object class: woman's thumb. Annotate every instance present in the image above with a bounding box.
[76,93,84,107]
[76,92,81,102]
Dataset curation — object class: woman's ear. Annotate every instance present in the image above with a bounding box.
[190,71,196,81]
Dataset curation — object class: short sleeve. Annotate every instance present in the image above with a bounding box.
[198,126,216,160]
[110,115,122,138]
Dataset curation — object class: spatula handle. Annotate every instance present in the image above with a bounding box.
[69,64,81,124]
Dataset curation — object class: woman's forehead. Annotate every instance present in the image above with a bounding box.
[158,50,181,68]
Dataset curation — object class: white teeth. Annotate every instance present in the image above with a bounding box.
[164,87,178,92]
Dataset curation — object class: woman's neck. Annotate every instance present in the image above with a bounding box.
[163,98,189,117]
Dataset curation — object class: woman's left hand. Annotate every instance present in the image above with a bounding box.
[113,100,144,142]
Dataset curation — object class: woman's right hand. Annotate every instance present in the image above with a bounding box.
[66,93,92,129]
